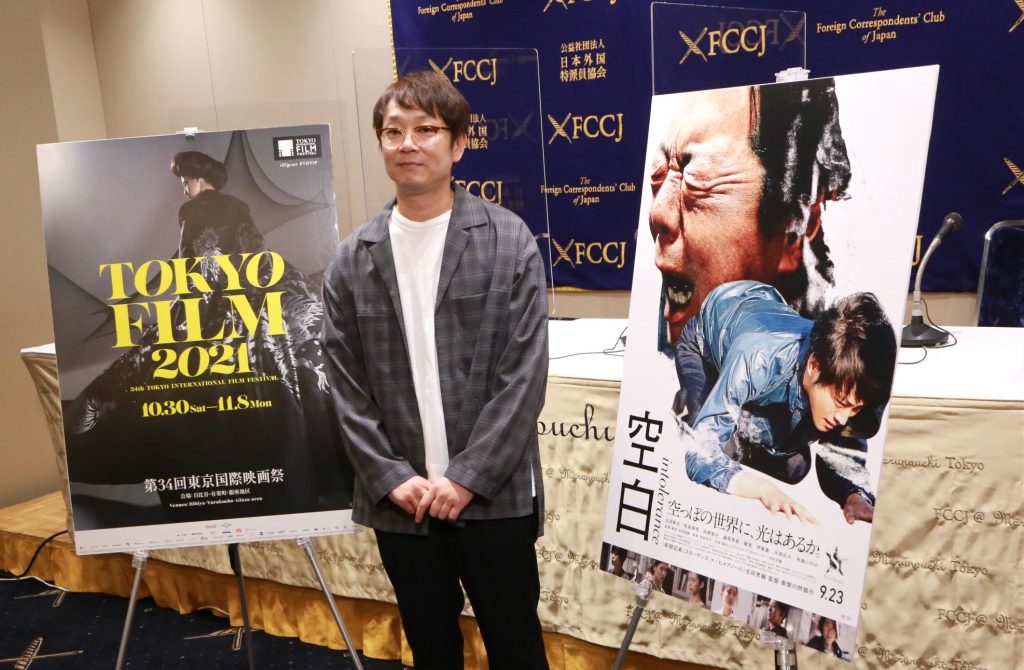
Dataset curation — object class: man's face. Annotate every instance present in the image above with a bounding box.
[610,552,623,570]
[380,100,465,200]
[802,355,864,432]
[649,88,787,344]
[768,601,785,626]
[181,176,205,200]
[723,586,738,607]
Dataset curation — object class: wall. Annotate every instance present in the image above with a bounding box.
[0,1,63,507]
[37,0,107,142]
[87,0,393,239]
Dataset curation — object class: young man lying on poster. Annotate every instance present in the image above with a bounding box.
[676,280,897,525]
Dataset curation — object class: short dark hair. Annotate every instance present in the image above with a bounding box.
[817,616,837,635]
[808,291,896,409]
[610,546,628,560]
[750,78,852,315]
[372,70,471,146]
[171,151,227,190]
[769,600,790,617]
[750,78,851,239]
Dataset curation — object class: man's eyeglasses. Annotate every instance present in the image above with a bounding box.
[376,125,451,149]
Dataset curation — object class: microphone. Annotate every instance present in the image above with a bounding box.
[901,212,962,347]
[932,212,962,245]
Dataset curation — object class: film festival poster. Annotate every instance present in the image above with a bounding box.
[37,126,355,555]
[601,66,938,659]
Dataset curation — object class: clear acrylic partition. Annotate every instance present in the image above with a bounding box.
[650,2,807,95]
[351,48,397,221]
[352,48,554,304]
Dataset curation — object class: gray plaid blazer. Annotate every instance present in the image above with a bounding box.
[322,186,548,535]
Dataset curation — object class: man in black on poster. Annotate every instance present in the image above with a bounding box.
[766,599,791,638]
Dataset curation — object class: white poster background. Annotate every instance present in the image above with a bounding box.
[603,66,938,641]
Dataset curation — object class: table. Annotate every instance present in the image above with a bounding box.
[17,323,1024,669]
[543,322,1024,670]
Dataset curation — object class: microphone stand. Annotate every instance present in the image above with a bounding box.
[901,213,961,347]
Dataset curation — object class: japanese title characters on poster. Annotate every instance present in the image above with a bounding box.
[37,126,354,555]
[602,67,938,659]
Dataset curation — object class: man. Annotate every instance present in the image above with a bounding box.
[679,280,896,525]
[321,71,549,669]
[607,545,633,579]
[766,600,790,638]
[649,78,851,348]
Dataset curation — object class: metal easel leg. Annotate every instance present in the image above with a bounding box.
[296,536,365,670]
[612,580,652,670]
[114,550,148,670]
[773,635,799,669]
[228,543,258,670]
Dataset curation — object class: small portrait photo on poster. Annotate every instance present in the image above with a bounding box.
[601,543,638,582]
[709,581,750,622]
[754,596,802,641]
[803,614,851,660]
[678,569,708,609]
[636,555,674,595]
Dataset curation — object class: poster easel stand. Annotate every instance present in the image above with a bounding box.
[609,578,801,669]
[228,543,259,670]
[114,550,148,670]
[114,547,261,670]
[611,579,652,670]
[771,634,798,669]
[112,539,365,670]
[296,536,365,670]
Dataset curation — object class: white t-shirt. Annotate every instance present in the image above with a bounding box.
[389,206,450,482]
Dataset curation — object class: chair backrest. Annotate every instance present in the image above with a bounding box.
[975,220,1024,327]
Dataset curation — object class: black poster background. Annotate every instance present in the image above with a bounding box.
[37,126,353,554]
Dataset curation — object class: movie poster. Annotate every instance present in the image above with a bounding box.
[37,126,354,555]
[602,67,937,659]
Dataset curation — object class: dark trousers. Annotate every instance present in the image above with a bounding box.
[375,510,549,670]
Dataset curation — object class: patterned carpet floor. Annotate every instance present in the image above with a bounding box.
[0,572,406,669]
